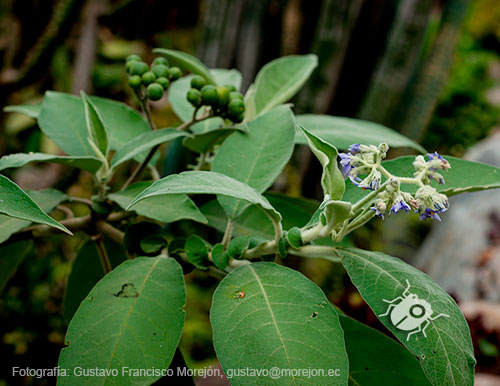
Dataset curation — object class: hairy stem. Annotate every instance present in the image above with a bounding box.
[94,236,112,273]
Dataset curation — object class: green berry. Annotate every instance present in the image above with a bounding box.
[155,77,170,90]
[141,71,156,86]
[229,91,244,101]
[216,86,230,107]
[169,66,182,81]
[129,61,148,76]
[187,88,201,107]
[190,75,206,90]
[151,64,169,78]
[152,57,169,66]
[126,54,141,62]
[232,114,244,123]
[128,75,142,88]
[146,83,164,101]
[228,99,245,116]
[200,85,218,106]
[224,84,236,92]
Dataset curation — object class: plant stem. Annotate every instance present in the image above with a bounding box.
[96,221,125,245]
[94,237,112,273]
[221,220,234,247]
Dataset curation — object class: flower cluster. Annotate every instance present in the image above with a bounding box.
[341,145,451,221]
[339,143,388,190]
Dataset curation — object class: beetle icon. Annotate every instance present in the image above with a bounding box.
[379,279,449,341]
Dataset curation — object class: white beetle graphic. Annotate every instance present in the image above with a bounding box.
[379,280,449,341]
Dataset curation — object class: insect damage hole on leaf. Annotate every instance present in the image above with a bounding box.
[113,283,139,298]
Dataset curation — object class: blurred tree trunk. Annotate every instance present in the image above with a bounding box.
[397,0,468,141]
[358,0,433,126]
[295,0,364,114]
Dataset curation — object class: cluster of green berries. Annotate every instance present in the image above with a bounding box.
[186,75,245,123]
[126,54,182,101]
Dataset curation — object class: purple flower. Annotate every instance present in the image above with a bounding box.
[427,152,446,162]
[419,208,442,221]
[349,144,361,154]
[339,153,353,175]
[390,200,411,215]
[427,152,451,171]
[370,206,384,219]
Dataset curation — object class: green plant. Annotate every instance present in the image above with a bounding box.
[3,48,498,385]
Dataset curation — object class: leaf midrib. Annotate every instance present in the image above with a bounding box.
[102,258,160,384]
[248,265,298,386]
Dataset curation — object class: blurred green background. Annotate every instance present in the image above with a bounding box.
[1,0,500,384]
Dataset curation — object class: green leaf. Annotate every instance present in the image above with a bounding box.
[211,243,228,270]
[38,92,150,157]
[213,106,295,219]
[0,188,66,244]
[185,235,209,269]
[58,256,186,385]
[343,156,500,204]
[339,314,431,386]
[127,171,281,223]
[201,193,319,239]
[111,128,188,169]
[81,91,109,157]
[153,48,216,84]
[0,175,70,235]
[63,238,126,323]
[338,247,475,386]
[4,103,42,119]
[300,125,345,200]
[108,182,207,224]
[295,115,426,152]
[253,54,318,115]
[211,262,349,385]
[0,240,33,294]
[0,152,102,173]
[321,200,352,232]
[182,127,243,154]
[169,69,242,122]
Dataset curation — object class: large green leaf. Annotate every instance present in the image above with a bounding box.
[211,262,349,385]
[58,257,186,385]
[0,175,70,235]
[212,106,295,219]
[38,92,150,157]
[81,91,109,157]
[339,247,475,386]
[169,69,242,122]
[4,103,42,119]
[339,314,431,386]
[111,128,188,169]
[109,182,207,224]
[153,48,216,84]
[201,192,319,239]
[182,127,243,154]
[343,156,500,204]
[0,188,66,244]
[0,152,101,174]
[63,238,127,323]
[253,54,318,115]
[300,126,345,200]
[127,171,281,223]
[295,115,426,152]
[0,240,33,294]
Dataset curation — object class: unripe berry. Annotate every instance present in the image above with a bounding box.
[141,71,156,86]
[187,88,202,107]
[190,75,206,90]
[129,61,148,76]
[229,91,244,101]
[228,99,245,116]
[152,57,169,66]
[147,83,164,101]
[216,86,230,107]
[151,64,169,79]
[200,85,218,106]
[128,75,142,88]
[232,113,244,123]
[126,54,141,62]
[169,67,182,81]
[224,84,236,92]
[155,77,170,90]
